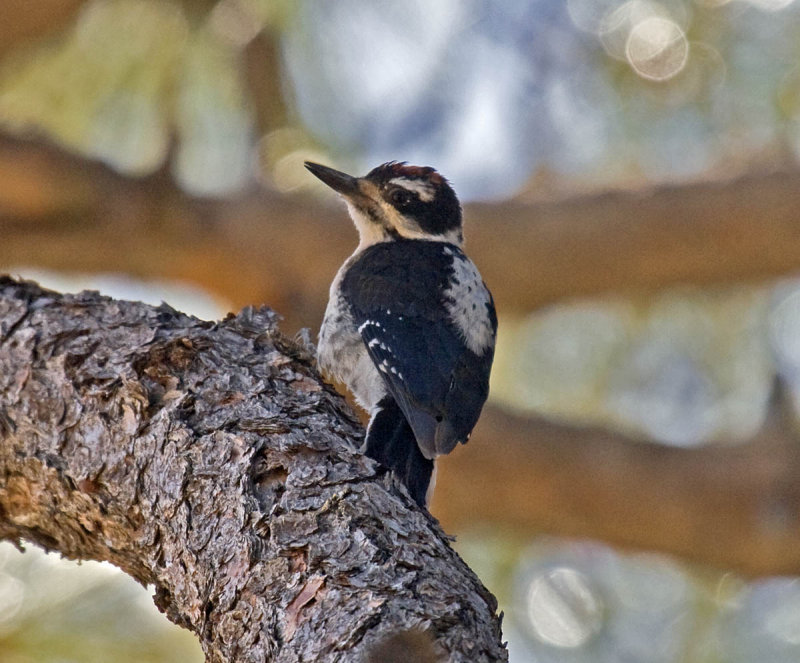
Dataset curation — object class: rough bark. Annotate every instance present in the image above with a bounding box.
[0,276,507,663]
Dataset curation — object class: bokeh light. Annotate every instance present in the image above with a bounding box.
[510,540,693,662]
[525,567,604,648]
[625,17,689,81]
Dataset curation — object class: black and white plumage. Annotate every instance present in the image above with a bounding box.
[306,160,497,507]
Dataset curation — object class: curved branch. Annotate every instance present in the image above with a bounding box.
[0,276,507,663]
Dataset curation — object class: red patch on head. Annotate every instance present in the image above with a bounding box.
[392,163,435,179]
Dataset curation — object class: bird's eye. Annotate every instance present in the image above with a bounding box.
[390,188,414,207]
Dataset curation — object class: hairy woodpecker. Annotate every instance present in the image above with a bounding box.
[305,160,497,507]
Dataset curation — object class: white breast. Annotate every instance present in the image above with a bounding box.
[317,261,386,412]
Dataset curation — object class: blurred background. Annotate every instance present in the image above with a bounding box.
[1,0,800,660]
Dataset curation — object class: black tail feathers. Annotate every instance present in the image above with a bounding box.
[366,397,434,507]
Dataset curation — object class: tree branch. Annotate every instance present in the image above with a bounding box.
[0,276,507,663]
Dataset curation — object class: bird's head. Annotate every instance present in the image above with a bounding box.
[305,161,463,248]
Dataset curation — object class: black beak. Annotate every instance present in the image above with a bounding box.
[304,162,361,198]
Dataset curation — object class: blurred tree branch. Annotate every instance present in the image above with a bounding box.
[435,399,800,577]
[2,134,800,331]
[0,0,86,57]
[0,277,506,663]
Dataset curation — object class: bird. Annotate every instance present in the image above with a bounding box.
[305,160,497,508]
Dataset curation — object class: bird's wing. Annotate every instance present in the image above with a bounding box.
[343,241,496,459]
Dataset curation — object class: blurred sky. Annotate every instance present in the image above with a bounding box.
[280,0,800,198]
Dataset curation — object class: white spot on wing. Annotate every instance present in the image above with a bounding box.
[358,320,381,333]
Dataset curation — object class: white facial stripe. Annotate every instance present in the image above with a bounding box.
[389,177,435,202]
[370,194,459,244]
[344,177,463,249]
